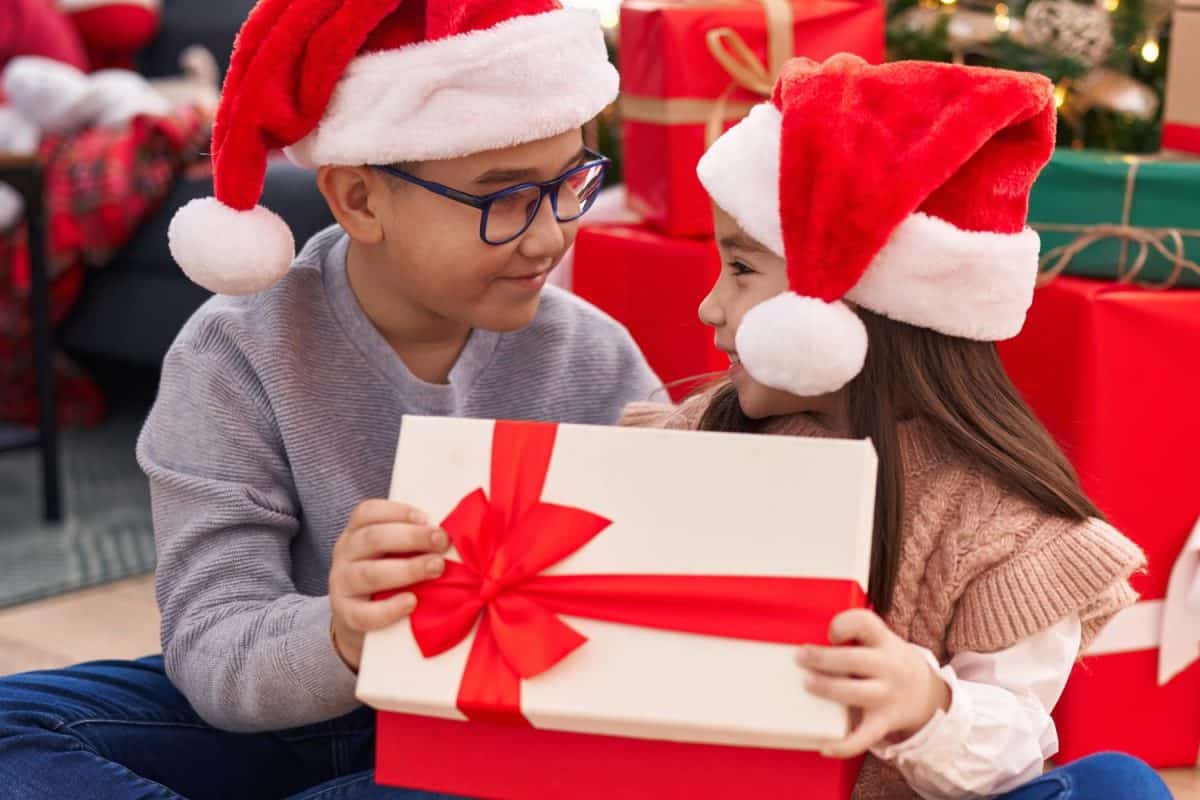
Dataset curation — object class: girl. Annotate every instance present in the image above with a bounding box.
[0,1,658,798]
[624,54,1165,800]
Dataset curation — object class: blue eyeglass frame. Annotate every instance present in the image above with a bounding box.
[372,148,612,245]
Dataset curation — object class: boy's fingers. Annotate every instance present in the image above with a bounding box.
[342,593,418,633]
[343,555,445,596]
[349,523,446,560]
[347,500,429,531]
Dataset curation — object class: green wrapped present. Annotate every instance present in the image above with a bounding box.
[1028,149,1200,288]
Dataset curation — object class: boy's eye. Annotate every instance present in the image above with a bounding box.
[728,260,755,276]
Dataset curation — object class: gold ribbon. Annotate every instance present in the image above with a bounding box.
[1034,158,1200,290]
[619,0,794,146]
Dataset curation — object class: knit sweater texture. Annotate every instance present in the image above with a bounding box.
[621,395,1145,800]
[138,226,662,732]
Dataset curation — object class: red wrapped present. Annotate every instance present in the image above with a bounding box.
[1163,2,1200,154]
[572,223,726,399]
[997,276,1200,768]
[620,0,884,238]
[360,416,876,798]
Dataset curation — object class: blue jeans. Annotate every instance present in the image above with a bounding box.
[997,753,1173,800]
[0,656,449,799]
[0,657,1173,799]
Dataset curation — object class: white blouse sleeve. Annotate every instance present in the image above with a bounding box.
[870,614,1082,800]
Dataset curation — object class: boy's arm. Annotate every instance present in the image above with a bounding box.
[137,342,358,733]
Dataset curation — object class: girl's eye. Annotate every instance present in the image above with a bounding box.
[728,260,755,276]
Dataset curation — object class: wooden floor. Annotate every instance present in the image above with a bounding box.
[0,576,1196,798]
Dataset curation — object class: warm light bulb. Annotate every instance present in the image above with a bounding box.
[561,0,621,28]
[1054,83,1069,108]
[1104,0,1119,10]
[1141,38,1161,62]
[995,3,1011,31]
[939,0,958,8]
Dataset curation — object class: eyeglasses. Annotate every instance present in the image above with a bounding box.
[372,149,611,246]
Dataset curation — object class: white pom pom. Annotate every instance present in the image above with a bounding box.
[3,57,92,134]
[0,182,24,233]
[87,70,171,128]
[168,197,295,295]
[735,293,868,397]
[0,107,40,156]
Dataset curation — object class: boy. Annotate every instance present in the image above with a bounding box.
[0,1,660,797]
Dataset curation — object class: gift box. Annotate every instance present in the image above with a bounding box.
[1163,2,1200,154]
[997,276,1200,768]
[359,415,876,798]
[572,223,726,399]
[1028,149,1200,288]
[620,0,884,238]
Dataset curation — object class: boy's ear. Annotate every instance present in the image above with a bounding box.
[316,165,386,245]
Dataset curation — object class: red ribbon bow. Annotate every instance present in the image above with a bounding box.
[410,421,865,725]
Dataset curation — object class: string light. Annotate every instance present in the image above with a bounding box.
[1141,38,1161,63]
[939,0,958,8]
[1054,82,1069,109]
[994,3,1011,32]
[1104,0,1120,10]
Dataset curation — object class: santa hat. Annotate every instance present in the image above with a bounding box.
[58,0,161,70]
[169,0,618,296]
[697,54,1056,397]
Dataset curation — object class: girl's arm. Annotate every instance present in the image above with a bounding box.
[137,343,359,733]
[871,615,1080,799]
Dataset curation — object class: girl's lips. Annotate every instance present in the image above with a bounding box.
[725,351,744,377]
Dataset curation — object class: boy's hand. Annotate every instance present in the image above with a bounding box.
[328,499,451,672]
[796,609,951,758]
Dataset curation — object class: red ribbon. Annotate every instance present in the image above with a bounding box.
[409,421,865,725]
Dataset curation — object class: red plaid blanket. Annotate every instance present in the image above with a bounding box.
[0,108,206,427]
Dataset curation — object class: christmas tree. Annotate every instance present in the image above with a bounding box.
[888,0,1172,151]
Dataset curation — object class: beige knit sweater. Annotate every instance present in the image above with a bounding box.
[620,396,1146,800]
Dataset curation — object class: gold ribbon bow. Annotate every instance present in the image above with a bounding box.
[1035,159,1200,290]
[703,0,794,143]
[619,0,795,146]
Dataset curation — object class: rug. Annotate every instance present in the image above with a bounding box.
[0,409,155,609]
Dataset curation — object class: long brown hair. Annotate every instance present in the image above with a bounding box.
[697,307,1103,615]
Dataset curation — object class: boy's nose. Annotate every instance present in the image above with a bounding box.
[516,197,566,260]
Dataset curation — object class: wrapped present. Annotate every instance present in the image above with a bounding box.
[1028,149,1200,288]
[620,0,884,238]
[1163,2,1200,154]
[572,223,726,398]
[360,416,876,798]
[997,276,1200,768]
[551,185,641,291]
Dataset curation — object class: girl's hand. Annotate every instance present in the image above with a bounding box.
[328,499,451,672]
[796,609,951,758]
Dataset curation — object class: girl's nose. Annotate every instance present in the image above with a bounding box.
[698,286,724,329]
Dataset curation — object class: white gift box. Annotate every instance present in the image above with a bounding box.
[357,415,876,753]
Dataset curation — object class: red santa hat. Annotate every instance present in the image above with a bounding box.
[697,54,1057,397]
[169,0,618,296]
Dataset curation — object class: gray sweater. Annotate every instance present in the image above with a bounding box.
[137,227,662,732]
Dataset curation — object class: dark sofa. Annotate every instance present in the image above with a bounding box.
[59,0,335,367]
